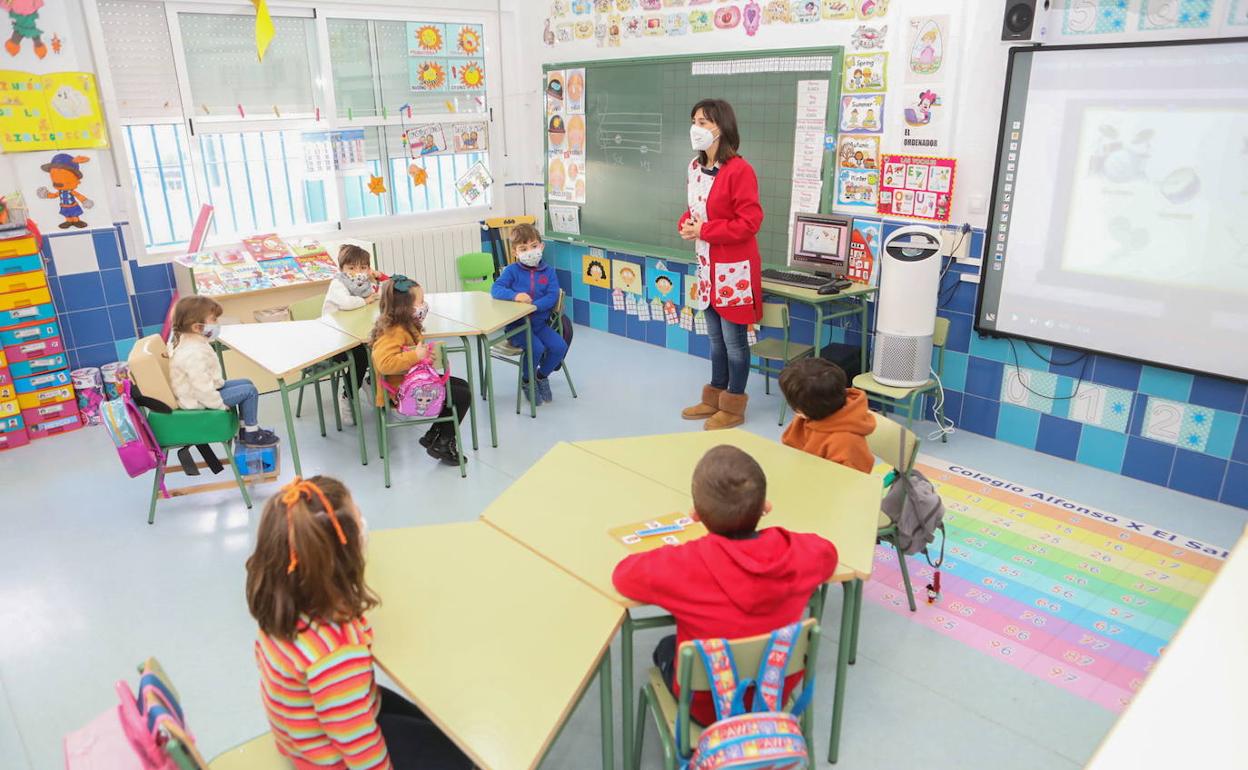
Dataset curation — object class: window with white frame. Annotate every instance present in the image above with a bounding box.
[95,1,495,256]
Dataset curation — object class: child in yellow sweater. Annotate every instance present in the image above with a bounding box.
[369,276,471,465]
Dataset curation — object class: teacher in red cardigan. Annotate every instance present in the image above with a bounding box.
[679,98,764,430]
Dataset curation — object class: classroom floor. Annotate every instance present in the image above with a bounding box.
[1,327,1243,770]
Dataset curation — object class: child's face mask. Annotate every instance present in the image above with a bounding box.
[198,322,220,341]
[339,270,373,297]
[412,302,429,323]
[516,245,544,267]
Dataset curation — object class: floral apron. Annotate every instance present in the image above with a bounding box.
[687,158,754,312]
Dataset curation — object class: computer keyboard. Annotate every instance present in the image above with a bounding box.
[761,269,827,288]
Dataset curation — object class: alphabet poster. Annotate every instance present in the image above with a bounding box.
[838,94,884,135]
[878,153,955,222]
[0,70,108,151]
[842,52,887,93]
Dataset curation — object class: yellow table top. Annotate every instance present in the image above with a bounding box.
[321,304,479,343]
[572,430,882,582]
[1087,528,1248,770]
[217,320,359,380]
[761,279,876,304]
[427,291,535,335]
[367,522,624,770]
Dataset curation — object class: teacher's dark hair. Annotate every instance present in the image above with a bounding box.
[691,98,740,166]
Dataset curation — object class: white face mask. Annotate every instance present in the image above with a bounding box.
[517,247,544,267]
[412,302,429,323]
[200,323,220,341]
[690,124,717,152]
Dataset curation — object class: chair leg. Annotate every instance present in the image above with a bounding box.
[331,373,343,433]
[380,413,392,489]
[514,359,523,416]
[313,380,327,438]
[632,688,649,770]
[765,370,770,395]
[778,395,787,427]
[221,441,252,509]
[563,362,578,399]
[450,410,467,479]
[893,536,917,612]
[147,463,165,525]
[295,384,305,418]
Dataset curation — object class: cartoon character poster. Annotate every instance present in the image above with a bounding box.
[837,135,880,171]
[835,168,879,210]
[407,124,447,157]
[583,253,611,288]
[33,152,93,228]
[822,1,855,21]
[647,259,681,304]
[450,122,487,152]
[847,218,882,287]
[13,150,112,232]
[857,0,889,19]
[545,69,565,116]
[899,85,950,153]
[611,259,643,295]
[0,0,78,73]
[842,53,887,93]
[878,153,955,222]
[838,94,884,135]
[905,15,948,83]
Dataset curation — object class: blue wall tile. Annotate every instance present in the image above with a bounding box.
[1122,437,1175,486]
[968,333,1012,364]
[1233,415,1248,464]
[107,304,136,339]
[1188,375,1247,413]
[1205,411,1239,460]
[1138,366,1193,402]
[572,298,589,326]
[1076,425,1129,474]
[589,285,612,305]
[996,403,1041,448]
[608,308,627,336]
[645,320,667,347]
[66,308,113,347]
[960,394,999,437]
[665,324,689,353]
[74,343,117,369]
[1090,356,1141,391]
[625,312,647,342]
[688,331,709,359]
[135,291,172,327]
[944,312,972,353]
[1047,349,1090,378]
[965,357,1004,399]
[589,302,608,332]
[101,268,128,306]
[1221,463,1248,508]
[1168,450,1226,501]
[939,350,968,392]
[129,261,174,294]
[59,273,105,311]
[1036,414,1081,461]
[92,230,122,269]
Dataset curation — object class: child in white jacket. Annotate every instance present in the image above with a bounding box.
[321,244,383,425]
[169,295,278,446]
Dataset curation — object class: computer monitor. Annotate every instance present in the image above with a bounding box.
[789,212,850,276]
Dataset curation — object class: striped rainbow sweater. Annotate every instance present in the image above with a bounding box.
[255,615,390,770]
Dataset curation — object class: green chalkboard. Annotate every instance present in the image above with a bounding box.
[543,47,842,267]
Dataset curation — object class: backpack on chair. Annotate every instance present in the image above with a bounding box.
[683,621,812,770]
[880,427,948,602]
[384,353,450,418]
[100,379,163,478]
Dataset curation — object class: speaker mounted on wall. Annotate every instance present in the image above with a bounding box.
[1002,0,1051,43]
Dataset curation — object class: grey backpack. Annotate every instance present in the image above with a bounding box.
[879,428,947,601]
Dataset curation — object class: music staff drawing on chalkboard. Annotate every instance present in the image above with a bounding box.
[598,108,663,159]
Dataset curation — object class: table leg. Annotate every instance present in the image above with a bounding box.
[277,378,300,478]
[827,579,858,765]
[812,303,825,358]
[621,612,634,770]
[525,317,536,419]
[849,578,863,665]
[599,648,615,770]
[347,354,367,466]
[480,336,499,448]
[859,296,869,374]
[458,335,479,451]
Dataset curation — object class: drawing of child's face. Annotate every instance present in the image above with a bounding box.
[549,158,566,189]
[919,95,934,109]
[656,276,673,293]
[567,72,585,103]
[620,267,636,285]
[866,109,875,121]
[568,115,586,153]
[588,261,606,279]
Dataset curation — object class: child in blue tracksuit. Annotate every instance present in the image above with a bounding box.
[490,224,568,404]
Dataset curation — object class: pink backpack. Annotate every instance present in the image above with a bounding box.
[384,351,449,418]
[100,379,162,477]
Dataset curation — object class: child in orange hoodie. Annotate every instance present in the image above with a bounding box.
[778,358,875,472]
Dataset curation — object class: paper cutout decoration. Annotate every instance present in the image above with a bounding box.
[625,292,639,315]
[838,135,880,171]
[664,301,678,325]
[650,297,664,320]
[857,0,889,19]
[454,24,483,55]
[636,296,652,321]
[454,160,493,204]
[367,175,387,196]
[35,153,93,228]
[746,326,758,346]
[694,309,708,335]
[410,23,445,54]
[680,306,694,331]
[612,289,625,310]
[838,94,885,135]
[851,24,888,50]
[847,219,882,287]
[251,0,275,61]
[0,70,109,151]
[411,60,447,91]
[612,260,643,295]
[407,124,447,156]
[408,164,428,186]
[450,59,486,91]
[583,254,611,288]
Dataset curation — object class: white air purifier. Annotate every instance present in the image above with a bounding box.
[872,225,943,388]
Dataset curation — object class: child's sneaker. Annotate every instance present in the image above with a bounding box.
[419,426,439,448]
[338,392,356,426]
[536,376,553,404]
[240,428,280,447]
[427,433,465,466]
[522,379,539,408]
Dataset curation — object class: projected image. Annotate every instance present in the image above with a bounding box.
[1061,106,1248,292]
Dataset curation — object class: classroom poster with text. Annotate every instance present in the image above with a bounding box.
[878,154,956,222]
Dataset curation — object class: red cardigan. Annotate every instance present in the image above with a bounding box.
[679,155,764,326]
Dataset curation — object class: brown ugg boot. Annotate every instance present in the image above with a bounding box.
[704,391,748,431]
[682,385,723,420]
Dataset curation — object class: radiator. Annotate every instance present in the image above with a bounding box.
[368,223,482,293]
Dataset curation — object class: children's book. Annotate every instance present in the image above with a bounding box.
[218,266,272,293]
[192,268,224,295]
[289,238,328,258]
[173,250,218,269]
[296,254,337,281]
[257,257,304,286]
[214,247,248,265]
[241,234,292,261]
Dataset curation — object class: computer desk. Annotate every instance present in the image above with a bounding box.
[760,280,877,373]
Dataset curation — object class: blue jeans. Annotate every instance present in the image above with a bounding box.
[510,323,569,378]
[705,306,750,395]
[219,379,259,426]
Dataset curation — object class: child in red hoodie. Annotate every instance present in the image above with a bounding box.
[779,358,875,473]
[612,445,838,725]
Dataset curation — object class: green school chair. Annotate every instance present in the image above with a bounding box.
[457,251,495,292]
[489,288,578,412]
[867,411,923,612]
[371,345,467,485]
[288,293,349,437]
[748,302,813,425]
[127,335,254,524]
[853,316,950,441]
[632,619,821,770]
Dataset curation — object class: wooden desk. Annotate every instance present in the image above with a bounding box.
[217,320,367,476]
[484,436,882,767]
[367,523,623,770]
[1087,529,1247,770]
[761,280,876,371]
